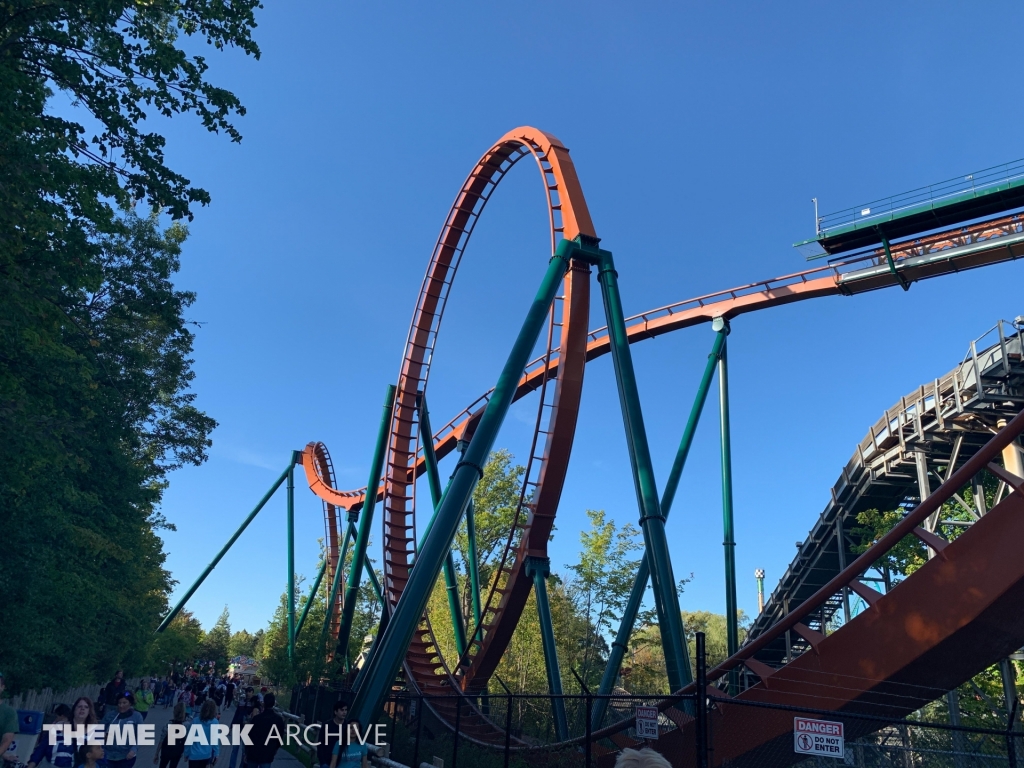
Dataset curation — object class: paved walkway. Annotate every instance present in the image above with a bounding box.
[14,703,303,768]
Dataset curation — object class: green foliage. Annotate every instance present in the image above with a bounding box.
[565,509,644,685]
[228,629,260,659]
[257,542,382,686]
[0,0,259,693]
[200,607,232,672]
[147,610,204,675]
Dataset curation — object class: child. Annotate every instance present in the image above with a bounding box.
[73,744,104,768]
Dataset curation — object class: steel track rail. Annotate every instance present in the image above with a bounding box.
[297,139,1024,745]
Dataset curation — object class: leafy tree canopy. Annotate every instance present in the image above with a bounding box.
[0,0,260,693]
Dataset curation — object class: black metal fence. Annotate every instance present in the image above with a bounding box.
[286,683,1023,768]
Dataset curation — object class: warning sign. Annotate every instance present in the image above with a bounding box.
[794,717,844,758]
[635,706,659,740]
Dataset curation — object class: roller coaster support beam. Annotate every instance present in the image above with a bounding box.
[461,438,483,631]
[287,452,297,666]
[320,521,355,669]
[336,385,397,664]
[417,395,468,655]
[294,555,328,642]
[156,458,295,633]
[591,327,723,728]
[526,555,569,741]
[323,524,360,671]
[714,317,739,694]
[596,248,691,695]
[349,240,574,728]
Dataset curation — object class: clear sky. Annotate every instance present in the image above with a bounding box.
[155,0,1024,634]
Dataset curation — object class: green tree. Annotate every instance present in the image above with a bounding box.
[228,629,259,659]
[201,607,232,672]
[0,1,260,693]
[147,610,203,676]
[565,509,644,686]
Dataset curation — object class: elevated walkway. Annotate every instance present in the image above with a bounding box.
[796,158,1024,256]
[747,321,1024,665]
[594,408,1024,767]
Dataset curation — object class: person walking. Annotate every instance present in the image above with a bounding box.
[225,692,254,768]
[105,693,143,768]
[153,703,190,768]
[183,700,219,768]
[0,673,18,767]
[134,680,154,721]
[317,702,355,768]
[99,672,127,720]
[223,681,234,711]
[243,694,284,768]
[26,704,75,768]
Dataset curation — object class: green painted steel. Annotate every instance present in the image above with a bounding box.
[461,441,483,631]
[320,522,355,672]
[294,556,328,641]
[156,460,294,633]
[526,555,568,741]
[418,396,468,655]
[349,240,573,727]
[336,385,397,663]
[590,329,725,728]
[795,157,1024,255]
[596,249,690,695]
[364,553,383,604]
[881,235,910,291]
[287,454,297,666]
[716,320,739,694]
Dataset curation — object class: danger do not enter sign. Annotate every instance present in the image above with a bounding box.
[793,717,844,758]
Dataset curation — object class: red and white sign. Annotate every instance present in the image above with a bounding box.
[794,717,844,757]
[635,706,659,740]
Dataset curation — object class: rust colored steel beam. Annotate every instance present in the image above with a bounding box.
[591,409,1024,764]
[611,486,1024,767]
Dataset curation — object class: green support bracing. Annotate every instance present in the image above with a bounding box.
[460,440,483,631]
[287,453,297,666]
[336,385,397,664]
[157,459,295,633]
[364,553,383,605]
[349,240,573,727]
[595,249,690,695]
[881,234,910,291]
[591,328,725,728]
[526,555,569,741]
[320,521,355,671]
[294,556,328,641]
[418,396,468,655]
[716,318,739,694]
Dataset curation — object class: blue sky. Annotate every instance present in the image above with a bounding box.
[154,0,1024,634]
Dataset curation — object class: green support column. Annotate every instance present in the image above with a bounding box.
[336,385,397,664]
[596,249,690,695]
[526,556,568,741]
[157,461,294,632]
[320,521,355,670]
[287,452,297,667]
[591,329,725,728]
[418,395,468,655]
[461,440,483,631]
[364,554,383,605]
[295,556,329,641]
[349,240,573,727]
[714,317,739,694]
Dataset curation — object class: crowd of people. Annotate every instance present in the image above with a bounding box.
[0,671,370,768]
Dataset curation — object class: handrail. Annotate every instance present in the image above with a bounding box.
[592,407,1024,740]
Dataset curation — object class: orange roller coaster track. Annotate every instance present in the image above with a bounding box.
[292,127,1024,752]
